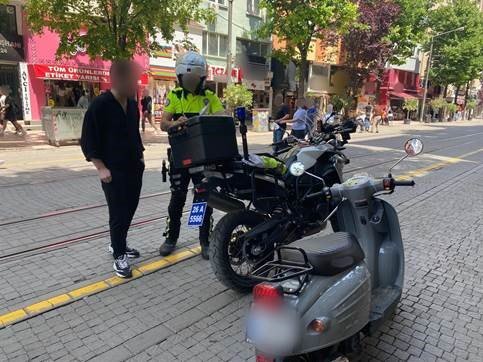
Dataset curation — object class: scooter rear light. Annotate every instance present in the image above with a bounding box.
[253,283,283,308]
[256,354,274,362]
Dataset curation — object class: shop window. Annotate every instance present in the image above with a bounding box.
[209,0,226,5]
[247,0,260,16]
[0,5,17,35]
[202,32,228,57]
[237,38,269,58]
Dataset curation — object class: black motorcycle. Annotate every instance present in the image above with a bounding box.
[197,118,356,292]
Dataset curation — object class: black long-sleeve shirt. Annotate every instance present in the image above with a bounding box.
[80,91,144,170]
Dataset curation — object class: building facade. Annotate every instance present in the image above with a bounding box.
[147,0,272,116]
[0,1,27,120]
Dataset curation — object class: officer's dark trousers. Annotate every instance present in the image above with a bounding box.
[102,165,144,259]
[165,168,213,244]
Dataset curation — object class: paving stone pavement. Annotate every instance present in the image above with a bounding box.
[1,123,483,361]
[0,148,482,361]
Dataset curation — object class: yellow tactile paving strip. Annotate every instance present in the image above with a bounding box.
[0,245,201,329]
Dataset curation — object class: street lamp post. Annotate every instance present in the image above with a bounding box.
[419,27,465,122]
[226,0,234,86]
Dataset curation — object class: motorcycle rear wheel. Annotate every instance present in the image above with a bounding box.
[210,210,267,293]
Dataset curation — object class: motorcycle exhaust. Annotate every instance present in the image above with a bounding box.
[206,191,245,213]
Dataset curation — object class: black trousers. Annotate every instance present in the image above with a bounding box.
[102,165,144,259]
[165,167,213,244]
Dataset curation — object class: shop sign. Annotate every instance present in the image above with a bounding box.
[0,33,24,61]
[243,79,265,91]
[33,64,111,83]
[18,62,32,121]
[207,65,240,83]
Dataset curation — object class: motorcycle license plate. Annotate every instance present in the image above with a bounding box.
[246,307,298,354]
[187,202,208,228]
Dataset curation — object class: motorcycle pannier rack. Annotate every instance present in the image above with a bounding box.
[250,247,314,284]
[168,116,239,169]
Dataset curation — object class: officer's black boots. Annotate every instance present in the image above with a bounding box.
[159,240,176,256]
[201,243,209,260]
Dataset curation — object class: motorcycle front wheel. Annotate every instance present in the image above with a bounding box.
[210,210,268,293]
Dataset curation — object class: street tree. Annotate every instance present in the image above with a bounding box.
[343,0,430,101]
[26,0,212,60]
[259,0,358,96]
[427,0,483,105]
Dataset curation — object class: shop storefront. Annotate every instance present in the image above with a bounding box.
[149,66,177,122]
[360,69,421,119]
[24,28,149,122]
[0,2,26,119]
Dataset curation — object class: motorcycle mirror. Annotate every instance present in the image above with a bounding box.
[389,138,424,175]
[404,138,424,157]
[289,161,305,177]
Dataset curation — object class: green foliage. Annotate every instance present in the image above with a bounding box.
[430,97,447,110]
[427,0,483,87]
[388,0,432,65]
[259,0,357,94]
[26,0,213,60]
[223,84,253,109]
[446,103,458,113]
[466,99,477,110]
[403,98,419,112]
[330,95,349,112]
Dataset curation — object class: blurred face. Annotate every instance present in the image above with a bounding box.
[182,72,202,93]
[110,61,140,97]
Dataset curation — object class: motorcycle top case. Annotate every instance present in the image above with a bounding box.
[168,116,239,169]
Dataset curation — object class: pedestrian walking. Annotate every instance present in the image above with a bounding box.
[0,87,6,128]
[77,90,90,109]
[141,89,158,132]
[80,60,144,278]
[271,94,290,151]
[387,107,394,125]
[290,98,308,139]
[159,51,225,260]
[0,88,26,136]
[371,105,383,133]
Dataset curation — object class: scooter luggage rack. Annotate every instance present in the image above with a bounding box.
[250,246,313,283]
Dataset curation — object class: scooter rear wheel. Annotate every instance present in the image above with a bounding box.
[210,210,267,293]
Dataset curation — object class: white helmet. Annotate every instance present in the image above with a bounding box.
[175,51,208,78]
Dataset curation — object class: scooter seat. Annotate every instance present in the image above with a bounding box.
[281,232,365,276]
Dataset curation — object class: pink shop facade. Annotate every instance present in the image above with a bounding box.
[20,28,149,122]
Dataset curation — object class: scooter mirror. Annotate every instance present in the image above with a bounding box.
[289,161,305,177]
[404,138,424,157]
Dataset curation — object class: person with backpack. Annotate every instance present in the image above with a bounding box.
[0,88,26,136]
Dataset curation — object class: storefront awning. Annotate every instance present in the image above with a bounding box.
[150,66,176,80]
[390,91,420,100]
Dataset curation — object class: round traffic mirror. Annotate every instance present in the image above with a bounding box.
[404,138,424,157]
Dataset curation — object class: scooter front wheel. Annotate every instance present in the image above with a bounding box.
[209,210,268,293]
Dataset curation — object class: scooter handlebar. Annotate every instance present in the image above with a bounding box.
[325,177,416,202]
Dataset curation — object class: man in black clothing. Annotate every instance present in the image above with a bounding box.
[140,89,158,132]
[272,94,290,152]
[80,60,144,278]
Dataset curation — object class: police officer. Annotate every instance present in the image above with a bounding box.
[159,51,225,259]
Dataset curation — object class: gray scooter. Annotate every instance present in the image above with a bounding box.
[246,138,424,361]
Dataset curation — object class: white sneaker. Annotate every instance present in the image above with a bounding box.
[113,255,132,278]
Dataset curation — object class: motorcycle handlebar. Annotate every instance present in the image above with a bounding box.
[393,180,416,187]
